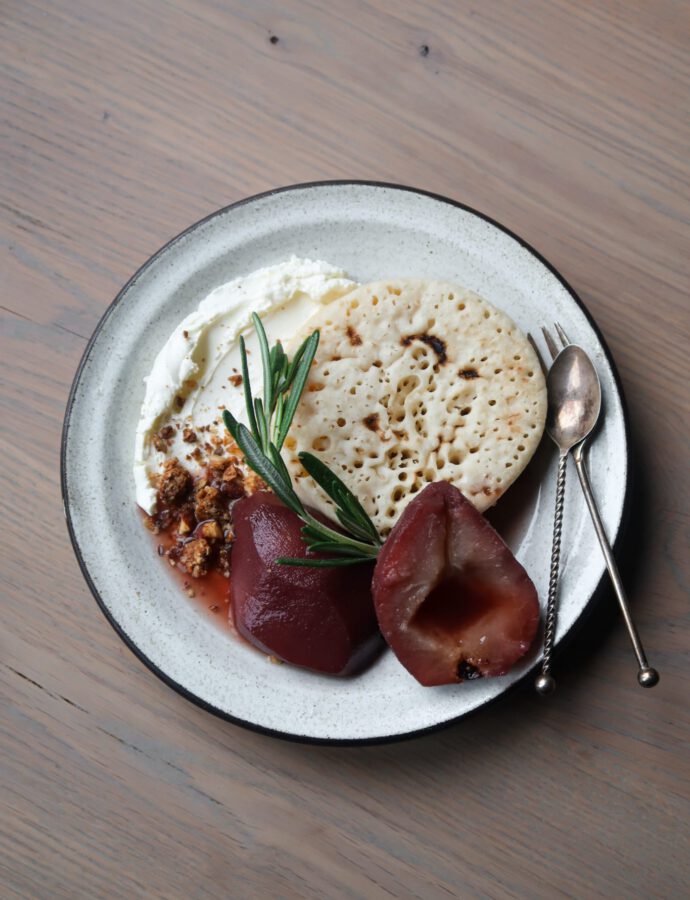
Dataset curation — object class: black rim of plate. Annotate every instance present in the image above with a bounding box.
[61,180,632,746]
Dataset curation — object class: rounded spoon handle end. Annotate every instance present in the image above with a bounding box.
[638,666,660,688]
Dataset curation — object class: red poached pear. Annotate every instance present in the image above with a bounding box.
[230,491,380,675]
[372,481,540,686]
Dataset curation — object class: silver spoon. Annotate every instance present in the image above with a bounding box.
[535,338,659,695]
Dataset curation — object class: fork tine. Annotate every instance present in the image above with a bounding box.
[541,326,559,361]
[527,332,548,376]
[554,322,571,347]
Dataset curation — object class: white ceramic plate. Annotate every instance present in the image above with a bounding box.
[62,182,630,744]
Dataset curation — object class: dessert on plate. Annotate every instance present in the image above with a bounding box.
[135,257,546,684]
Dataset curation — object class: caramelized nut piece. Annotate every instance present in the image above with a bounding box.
[153,424,175,451]
[198,520,223,541]
[194,485,225,521]
[178,517,192,536]
[221,463,245,499]
[158,459,192,506]
[178,537,212,578]
[206,457,231,477]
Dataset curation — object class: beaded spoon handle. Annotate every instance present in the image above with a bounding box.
[535,450,567,695]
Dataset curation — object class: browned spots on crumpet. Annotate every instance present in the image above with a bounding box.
[363,413,380,432]
[401,332,448,367]
[346,325,362,346]
[459,368,480,379]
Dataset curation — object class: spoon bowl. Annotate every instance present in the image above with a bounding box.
[546,345,601,452]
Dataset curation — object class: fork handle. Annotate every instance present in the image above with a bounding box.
[572,444,659,688]
[536,452,567,694]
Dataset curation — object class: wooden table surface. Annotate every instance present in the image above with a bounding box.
[2,1,689,896]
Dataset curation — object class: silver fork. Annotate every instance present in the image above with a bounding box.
[535,324,659,694]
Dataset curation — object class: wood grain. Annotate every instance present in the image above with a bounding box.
[2,1,689,897]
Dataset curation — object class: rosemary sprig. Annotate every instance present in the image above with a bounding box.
[223,314,381,567]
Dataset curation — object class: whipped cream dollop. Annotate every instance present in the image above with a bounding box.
[134,257,357,513]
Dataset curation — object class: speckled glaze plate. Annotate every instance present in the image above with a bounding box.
[62,182,630,744]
